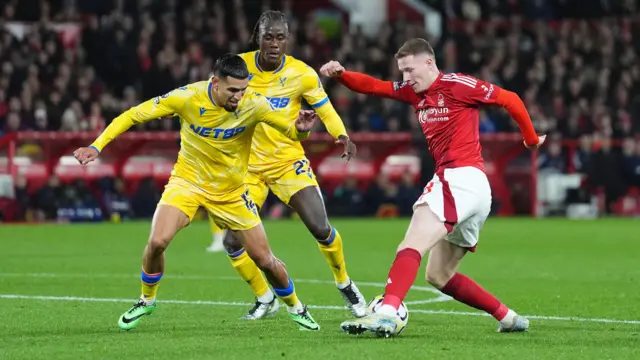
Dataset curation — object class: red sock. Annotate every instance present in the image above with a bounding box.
[381,248,422,309]
[440,273,509,321]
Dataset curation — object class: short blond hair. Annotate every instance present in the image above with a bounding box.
[395,38,435,59]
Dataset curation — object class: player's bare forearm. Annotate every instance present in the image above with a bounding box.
[336,71,397,99]
[494,90,539,146]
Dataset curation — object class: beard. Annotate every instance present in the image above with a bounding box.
[223,103,238,112]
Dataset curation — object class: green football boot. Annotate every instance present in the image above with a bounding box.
[118,299,156,330]
[289,305,320,331]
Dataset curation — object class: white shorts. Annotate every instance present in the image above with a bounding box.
[413,166,492,251]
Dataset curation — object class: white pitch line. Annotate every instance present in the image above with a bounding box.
[1,294,639,325]
[0,272,452,305]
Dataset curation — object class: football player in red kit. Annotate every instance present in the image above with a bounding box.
[320,38,545,337]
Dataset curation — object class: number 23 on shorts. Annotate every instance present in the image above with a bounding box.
[241,189,258,215]
[293,159,314,179]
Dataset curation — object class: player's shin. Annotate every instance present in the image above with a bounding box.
[378,248,422,316]
[141,268,162,304]
[141,243,166,304]
[272,276,303,312]
[439,273,515,325]
[227,248,274,303]
[379,206,447,316]
[316,227,349,286]
[234,226,303,312]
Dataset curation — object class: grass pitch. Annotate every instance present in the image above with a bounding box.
[1,218,639,359]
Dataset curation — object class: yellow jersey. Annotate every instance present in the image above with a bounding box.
[90,81,310,198]
[239,51,348,172]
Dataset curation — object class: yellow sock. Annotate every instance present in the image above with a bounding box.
[273,278,301,308]
[141,268,163,301]
[228,248,270,298]
[317,227,349,285]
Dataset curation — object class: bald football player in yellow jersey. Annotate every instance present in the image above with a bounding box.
[206,11,367,320]
[73,54,322,331]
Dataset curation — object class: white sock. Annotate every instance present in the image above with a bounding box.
[141,296,155,306]
[377,304,397,317]
[286,300,305,314]
[499,309,517,327]
[211,230,226,246]
[336,278,351,290]
[257,289,275,304]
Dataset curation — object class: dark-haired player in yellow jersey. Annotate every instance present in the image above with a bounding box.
[74,54,321,331]
[206,11,367,320]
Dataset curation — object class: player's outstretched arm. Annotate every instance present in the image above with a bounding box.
[301,68,356,161]
[73,87,191,165]
[319,61,417,104]
[494,90,545,148]
[455,77,544,149]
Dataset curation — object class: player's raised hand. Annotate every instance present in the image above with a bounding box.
[525,135,546,149]
[295,110,317,133]
[336,135,357,162]
[319,61,345,78]
[73,147,99,165]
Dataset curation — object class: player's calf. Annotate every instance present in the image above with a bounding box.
[119,204,188,331]
[377,205,447,317]
[427,241,528,332]
[233,225,320,330]
[289,186,332,241]
[289,187,367,317]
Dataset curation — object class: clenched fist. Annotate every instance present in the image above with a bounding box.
[319,61,345,78]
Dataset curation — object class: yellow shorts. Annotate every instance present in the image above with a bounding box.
[247,157,319,208]
[159,176,261,231]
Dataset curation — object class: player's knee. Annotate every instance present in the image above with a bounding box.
[425,268,454,289]
[222,232,242,254]
[398,207,448,255]
[148,234,172,254]
[308,220,332,241]
[397,233,437,257]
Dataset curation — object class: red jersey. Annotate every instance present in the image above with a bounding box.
[391,73,499,172]
[337,71,537,173]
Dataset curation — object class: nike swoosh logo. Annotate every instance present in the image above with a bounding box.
[121,313,145,324]
[199,107,206,116]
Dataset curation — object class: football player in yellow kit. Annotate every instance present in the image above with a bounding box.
[73,54,321,331]
[206,11,367,320]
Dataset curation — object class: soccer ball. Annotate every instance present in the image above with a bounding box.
[366,294,409,335]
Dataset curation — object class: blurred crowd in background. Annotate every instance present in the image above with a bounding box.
[1,0,639,221]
